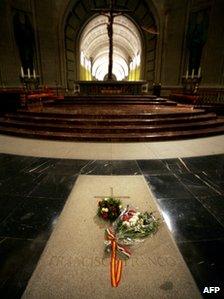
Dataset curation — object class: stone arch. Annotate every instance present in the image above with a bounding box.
[63,0,159,89]
[79,14,143,81]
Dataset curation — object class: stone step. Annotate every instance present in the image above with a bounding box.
[6,109,209,119]
[2,113,217,126]
[65,95,158,99]
[195,105,224,115]
[0,119,223,133]
[1,97,223,142]
[51,101,177,106]
[52,95,176,106]
[0,125,224,142]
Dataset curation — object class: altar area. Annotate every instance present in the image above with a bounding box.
[74,81,148,95]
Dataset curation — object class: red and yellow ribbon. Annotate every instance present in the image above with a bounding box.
[105,228,131,287]
[111,240,122,287]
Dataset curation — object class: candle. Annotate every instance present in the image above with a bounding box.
[21,66,24,78]
[33,69,36,79]
[186,70,189,79]
[198,67,201,78]
[27,68,31,78]
[191,69,194,79]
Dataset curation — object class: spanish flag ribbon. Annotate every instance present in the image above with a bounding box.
[105,228,131,287]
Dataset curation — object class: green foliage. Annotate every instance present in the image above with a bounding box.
[115,210,159,244]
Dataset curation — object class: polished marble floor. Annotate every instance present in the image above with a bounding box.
[0,153,223,298]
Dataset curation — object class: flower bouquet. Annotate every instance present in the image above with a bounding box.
[104,206,159,287]
[97,197,122,222]
[105,206,159,251]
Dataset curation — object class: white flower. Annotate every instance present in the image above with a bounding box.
[129,215,138,224]
[123,221,130,227]
[119,205,122,209]
[139,219,144,225]
[102,208,109,212]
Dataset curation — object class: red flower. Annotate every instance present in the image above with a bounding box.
[111,207,117,213]
[121,210,135,221]
[102,212,108,220]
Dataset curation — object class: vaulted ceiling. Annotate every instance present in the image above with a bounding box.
[80,14,142,80]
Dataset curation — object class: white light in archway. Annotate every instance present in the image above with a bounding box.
[80,14,142,81]
[94,62,125,81]
[80,51,85,66]
[92,55,128,80]
[95,64,108,81]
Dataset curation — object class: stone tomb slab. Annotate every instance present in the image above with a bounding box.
[22,175,201,299]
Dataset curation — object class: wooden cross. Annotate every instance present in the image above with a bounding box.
[92,1,131,81]
[94,187,130,199]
